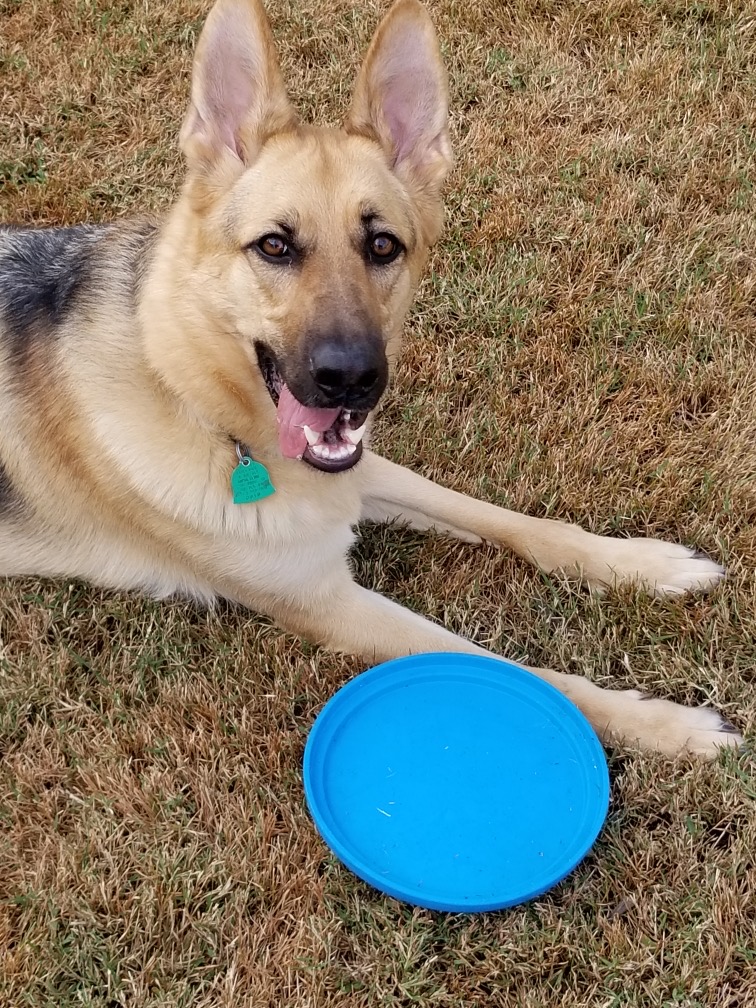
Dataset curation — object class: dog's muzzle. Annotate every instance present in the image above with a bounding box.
[255,341,378,473]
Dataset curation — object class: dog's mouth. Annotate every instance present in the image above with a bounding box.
[255,343,369,473]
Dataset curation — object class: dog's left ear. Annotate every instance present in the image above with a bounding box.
[180,0,297,182]
[346,0,452,201]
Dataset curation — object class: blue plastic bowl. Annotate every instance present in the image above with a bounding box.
[303,653,609,913]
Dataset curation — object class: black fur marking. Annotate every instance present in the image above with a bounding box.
[0,457,21,517]
[692,548,715,563]
[127,218,161,305]
[0,224,105,369]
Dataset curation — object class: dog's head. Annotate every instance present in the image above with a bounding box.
[170,0,450,473]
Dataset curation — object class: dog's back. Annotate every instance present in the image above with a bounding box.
[0,224,106,342]
[0,220,159,351]
[0,220,190,593]
[0,223,109,531]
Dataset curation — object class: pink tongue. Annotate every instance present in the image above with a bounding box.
[276,384,342,459]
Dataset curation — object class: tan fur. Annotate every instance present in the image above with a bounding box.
[0,0,741,757]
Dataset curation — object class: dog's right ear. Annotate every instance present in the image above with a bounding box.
[180,0,296,182]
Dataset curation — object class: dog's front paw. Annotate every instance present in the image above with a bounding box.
[587,538,725,597]
[612,691,743,758]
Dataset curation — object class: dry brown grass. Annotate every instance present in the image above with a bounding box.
[1,0,755,1004]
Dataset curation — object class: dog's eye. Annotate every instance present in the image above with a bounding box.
[256,234,291,261]
[368,232,402,265]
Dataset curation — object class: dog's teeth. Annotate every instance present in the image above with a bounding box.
[309,442,356,461]
[344,423,366,445]
[303,425,320,446]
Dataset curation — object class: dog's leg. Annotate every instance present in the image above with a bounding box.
[266,574,740,758]
[360,452,724,596]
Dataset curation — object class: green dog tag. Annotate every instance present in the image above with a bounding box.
[231,457,275,504]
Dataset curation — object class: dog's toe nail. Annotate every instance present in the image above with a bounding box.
[719,719,740,734]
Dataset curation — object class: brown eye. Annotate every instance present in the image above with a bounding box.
[368,232,402,264]
[256,234,291,260]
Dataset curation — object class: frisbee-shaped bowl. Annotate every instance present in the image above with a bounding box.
[303,653,609,913]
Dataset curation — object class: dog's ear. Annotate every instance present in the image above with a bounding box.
[346,0,451,200]
[180,0,296,180]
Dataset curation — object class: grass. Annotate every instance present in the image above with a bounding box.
[1,0,755,1004]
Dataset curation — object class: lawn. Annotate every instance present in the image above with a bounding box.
[1,0,755,1004]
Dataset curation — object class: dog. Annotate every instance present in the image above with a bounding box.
[0,0,741,757]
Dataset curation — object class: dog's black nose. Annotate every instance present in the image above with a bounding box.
[309,338,387,405]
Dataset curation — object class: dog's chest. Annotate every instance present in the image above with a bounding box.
[188,448,363,541]
[192,456,362,597]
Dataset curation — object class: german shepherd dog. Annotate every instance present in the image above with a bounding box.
[0,0,741,756]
